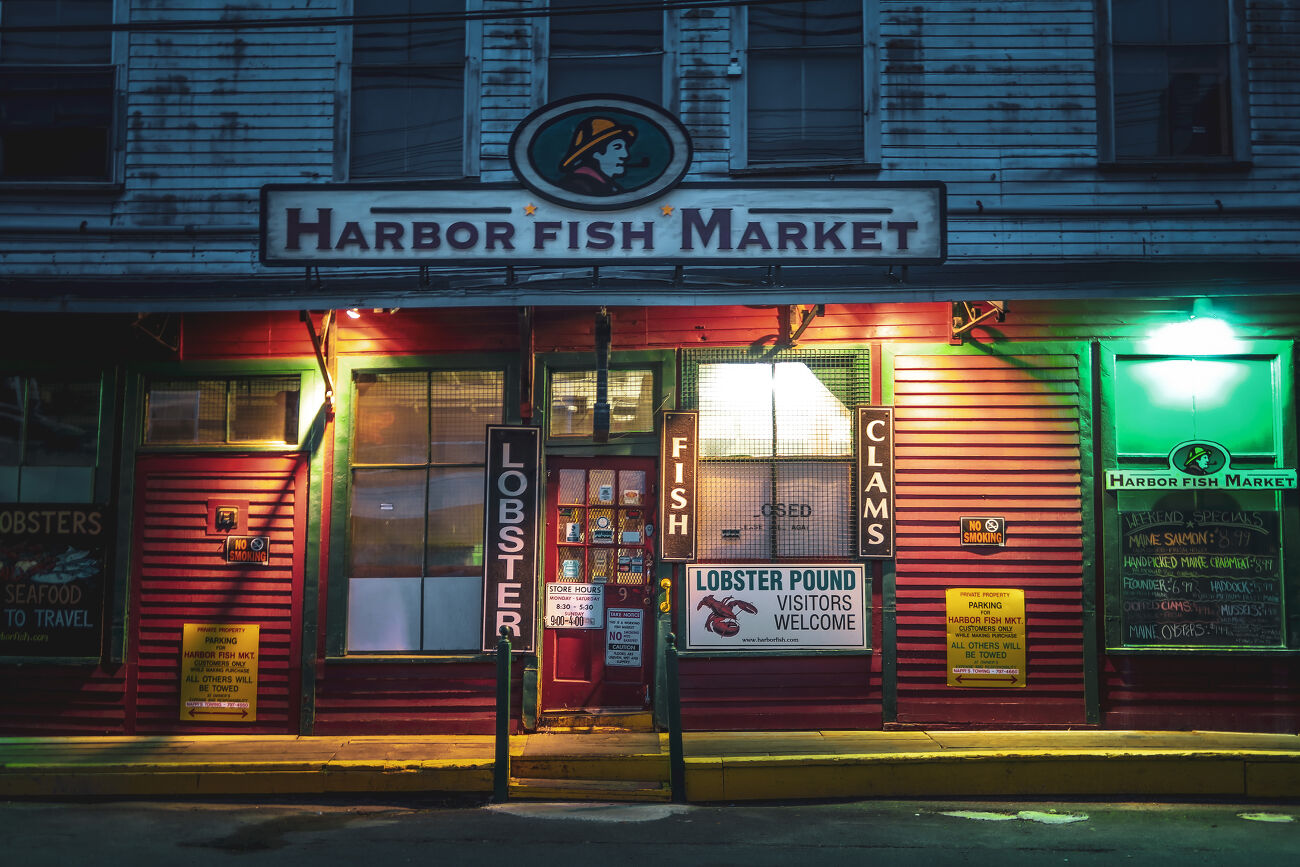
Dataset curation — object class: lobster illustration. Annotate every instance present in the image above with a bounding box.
[697,595,758,637]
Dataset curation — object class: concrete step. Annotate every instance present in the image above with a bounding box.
[537,710,656,732]
[509,777,673,802]
[510,753,668,782]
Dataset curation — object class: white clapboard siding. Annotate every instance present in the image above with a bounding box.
[0,1,1296,278]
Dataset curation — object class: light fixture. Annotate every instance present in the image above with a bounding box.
[345,308,361,319]
[1142,298,1239,356]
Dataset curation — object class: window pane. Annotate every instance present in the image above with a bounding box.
[430,370,501,464]
[1113,47,1167,158]
[698,364,774,457]
[350,67,464,177]
[229,376,299,443]
[549,0,662,103]
[0,0,112,63]
[749,50,862,163]
[0,376,23,464]
[1167,47,1230,157]
[349,468,425,578]
[697,461,772,559]
[773,362,853,457]
[354,0,462,66]
[24,376,99,465]
[423,575,482,650]
[1115,358,1276,456]
[549,56,661,104]
[427,467,485,574]
[1170,0,1228,44]
[354,371,428,465]
[146,380,225,443]
[19,466,94,502]
[550,369,654,438]
[1112,0,1166,43]
[347,576,422,651]
[775,461,851,557]
[751,0,860,50]
[0,68,114,181]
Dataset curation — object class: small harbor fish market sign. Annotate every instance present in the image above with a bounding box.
[1105,440,1297,491]
[261,96,945,268]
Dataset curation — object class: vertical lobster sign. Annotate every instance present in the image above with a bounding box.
[659,411,698,562]
[857,406,895,559]
[482,425,540,652]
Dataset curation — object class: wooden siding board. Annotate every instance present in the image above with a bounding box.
[892,349,1087,726]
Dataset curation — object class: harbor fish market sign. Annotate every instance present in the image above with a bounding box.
[1106,440,1297,491]
[261,96,945,267]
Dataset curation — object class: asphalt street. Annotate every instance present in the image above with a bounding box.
[4,796,1299,866]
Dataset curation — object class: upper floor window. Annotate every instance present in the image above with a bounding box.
[350,0,476,178]
[0,0,116,182]
[544,0,666,105]
[1101,0,1247,163]
[733,0,872,170]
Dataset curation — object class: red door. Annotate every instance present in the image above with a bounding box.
[126,454,307,734]
[541,457,656,712]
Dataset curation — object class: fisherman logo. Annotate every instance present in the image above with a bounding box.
[1171,441,1227,476]
[508,94,693,211]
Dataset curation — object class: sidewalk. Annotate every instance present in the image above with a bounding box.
[2,730,1298,802]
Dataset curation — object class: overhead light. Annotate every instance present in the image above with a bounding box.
[345,308,361,319]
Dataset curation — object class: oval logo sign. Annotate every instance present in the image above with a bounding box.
[1170,441,1229,476]
[508,94,693,211]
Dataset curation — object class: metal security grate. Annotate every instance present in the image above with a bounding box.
[682,348,869,560]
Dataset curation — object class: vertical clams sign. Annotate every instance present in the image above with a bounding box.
[482,426,540,652]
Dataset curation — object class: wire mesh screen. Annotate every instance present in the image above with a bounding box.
[683,349,869,560]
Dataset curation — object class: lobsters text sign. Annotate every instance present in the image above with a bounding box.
[685,564,867,651]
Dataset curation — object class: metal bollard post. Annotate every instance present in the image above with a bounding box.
[665,631,686,802]
[493,625,512,803]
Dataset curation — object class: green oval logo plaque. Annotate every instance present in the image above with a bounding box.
[508,94,693,211]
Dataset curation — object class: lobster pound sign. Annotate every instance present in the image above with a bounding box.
[696,595,758,637]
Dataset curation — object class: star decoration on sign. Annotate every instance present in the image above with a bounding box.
[524,203,537,216]
[661,205,674,216]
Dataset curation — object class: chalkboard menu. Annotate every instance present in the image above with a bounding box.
[1119,509,1283,647]
[0,505,108,658]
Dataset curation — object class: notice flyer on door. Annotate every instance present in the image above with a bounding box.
[685,564,867,651]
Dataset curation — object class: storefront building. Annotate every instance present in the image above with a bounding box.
[2,1,1299,737]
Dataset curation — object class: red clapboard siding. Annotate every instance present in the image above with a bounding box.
[678,654,882,731]
[0,666,129,735]
[312,660,527,735]
[127,455,306,734]
[892,351,1087,727]
[1102,652,1300,733]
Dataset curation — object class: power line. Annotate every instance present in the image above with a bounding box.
[0,0,801,35]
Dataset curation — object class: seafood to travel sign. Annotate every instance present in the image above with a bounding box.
[685,564,867,651]
[0,504,108,659]
[180,623,259,721]
[946,588,1026,687]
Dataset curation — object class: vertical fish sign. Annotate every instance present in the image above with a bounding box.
[857,407,895,559]
[659,411,698,562]
[482,425,540,652]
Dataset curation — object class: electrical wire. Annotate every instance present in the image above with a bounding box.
[0,0,805,35]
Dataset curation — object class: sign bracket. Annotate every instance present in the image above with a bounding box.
[949,300,1006,344]
[300,302,336,413]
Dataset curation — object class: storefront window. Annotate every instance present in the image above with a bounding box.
[0,374,101,501]
[1104,346,1295,650]
[685,351,867,560]
[549,368,655,438]
[346,369,504,652]
[145,376,300,445]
